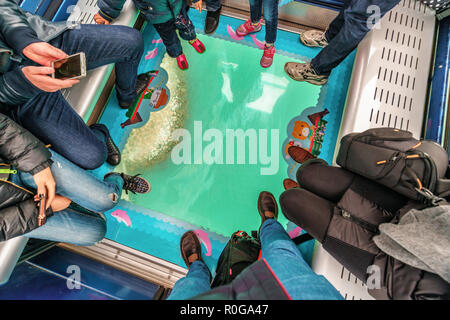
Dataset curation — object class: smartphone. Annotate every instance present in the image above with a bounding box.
[51,52,86,80]
[38,193,47,227]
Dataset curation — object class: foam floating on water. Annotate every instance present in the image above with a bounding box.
[111,209,132,228]
[194,229,212,256]
[227,25,244,41]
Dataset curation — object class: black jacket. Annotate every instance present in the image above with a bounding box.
[0,112,52,241]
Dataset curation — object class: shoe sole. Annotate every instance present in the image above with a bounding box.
[257,191,278,224]
[284,64,328,86]
[299,33,327,48]
[180,231,203,268]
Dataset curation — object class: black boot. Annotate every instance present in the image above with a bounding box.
[119,73,151,109]
[205,6,222,35]
[90,123,121,166]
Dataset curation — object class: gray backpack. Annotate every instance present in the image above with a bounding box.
[336,128,450,205]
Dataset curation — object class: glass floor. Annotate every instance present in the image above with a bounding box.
[94,10,356,272]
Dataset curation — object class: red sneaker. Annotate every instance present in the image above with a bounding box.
[236,19,262,37]
[189,38,206,54]
[260,45,275,68]
[176,54,188,70]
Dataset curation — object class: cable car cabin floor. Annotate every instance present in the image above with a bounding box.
[92,10,355,272]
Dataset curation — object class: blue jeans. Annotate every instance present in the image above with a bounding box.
[168,219,343,300]
[311,0,400,75]
[153,6,197,58]
[249,0,278,44]
[206,0,222,11]
[11,150,124,246]
[10,24,143,169]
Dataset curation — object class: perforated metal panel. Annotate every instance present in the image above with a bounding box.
[313,0,437,300]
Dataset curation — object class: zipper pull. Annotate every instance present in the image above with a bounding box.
[341,209,351,219]
[0,169,17,174]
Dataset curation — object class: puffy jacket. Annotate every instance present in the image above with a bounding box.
[280,160,450,300]
[98,0,188,24]
[0,112,53,241]
[0,0,70,107]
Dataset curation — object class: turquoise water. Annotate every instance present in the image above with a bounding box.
[126,34,322,236]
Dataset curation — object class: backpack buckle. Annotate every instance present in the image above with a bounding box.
[415,187,445,206]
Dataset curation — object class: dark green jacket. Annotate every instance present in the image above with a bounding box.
[0,112,52,241]
[0,0,70,107]
[98,0,187,25]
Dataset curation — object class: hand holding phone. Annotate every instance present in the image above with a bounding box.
[51,52,87,80]
[38,193,47,227]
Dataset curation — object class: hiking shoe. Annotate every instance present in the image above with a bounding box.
[89,123,121,166]
[180,231,204,268]
[261,45,275,68]
[257,191,278,225]
[176,54,189,70]
[287,145,317,164]
[105,173,151,194]
[205,6,222,34]
[236,19,262,37]
[300,30,328,48]
[189,38,206,54]
[284,62,328,85]
[283,178,299,190]
[119,73,151,109]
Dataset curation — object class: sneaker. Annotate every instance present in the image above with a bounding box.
[180,231,204,268]
[284,62,328,85]
[105,172,151,194]
[89,123,121,166]
[119,73,151,109]
[205,6,222,35]
[176,54,189,70]
[189,38,206,54]
[260,45,275,68]
[257,191,278,226]
[299,29,328,48]
[236,19,262,37]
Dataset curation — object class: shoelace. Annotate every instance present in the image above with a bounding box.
[123,173,145,194]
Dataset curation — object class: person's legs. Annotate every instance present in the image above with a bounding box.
[175,6,197,42]
[205,0,222,11]
[260,219,343,300]
[262,0,278,44]
[49,24,144,104]
[11,92,108,170]
[249,0,263,23]
[24,207,106,246]
[324,0,353,41]
[153,20,184,58]
[167,261,212,300]
[311,0,401,75]
[12,150,124,213]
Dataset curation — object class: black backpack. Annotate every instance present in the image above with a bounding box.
[336,128,450,205]
[211,231,261,288]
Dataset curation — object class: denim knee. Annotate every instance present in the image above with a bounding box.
[126,27,144,57]
[81,218,107,245]
[77,142,107,170]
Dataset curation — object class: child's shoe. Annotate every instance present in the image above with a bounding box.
[176,54,189,70]
[236,19,262,37]
[260,44,275,68]
[189,38,206,54]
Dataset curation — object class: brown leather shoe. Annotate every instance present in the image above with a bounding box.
[257,191,278,225]
[288,145,316,164]
[180,231,203,268]
[283,178,299,190]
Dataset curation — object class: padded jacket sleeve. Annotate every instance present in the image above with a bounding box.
[0,112,51,175]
